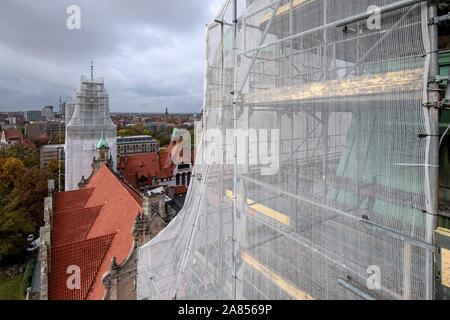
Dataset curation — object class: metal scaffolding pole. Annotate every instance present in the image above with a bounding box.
[239,0,427,56]
[218,19,225,300]
[425,0,440,301]
[232,0,238,300]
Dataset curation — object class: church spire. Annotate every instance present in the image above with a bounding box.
[90,60,94,80]
[96,131,109,149]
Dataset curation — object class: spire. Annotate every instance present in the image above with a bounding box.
[96,131,109,149]
[90,60,94,80]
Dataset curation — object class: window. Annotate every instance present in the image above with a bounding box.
[151,202,159,215]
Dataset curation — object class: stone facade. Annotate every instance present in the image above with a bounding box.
[39,192,53,300]
[102,189,169,300]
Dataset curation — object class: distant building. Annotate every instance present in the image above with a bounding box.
[6,115,25,126]
[144,121,174,131]
[118,131,193,192]
[117,135,158,156]
[65,71,117,191]
[41,106,54,120]
[0,128,36,150]
[64,97,76,125]
[25,123,44,141]
[25,110,43,122]
[44,121,63,139]
[118,153,174,192]
[1,128,23,145]
[40,144,65,171]
[24,121,63,141]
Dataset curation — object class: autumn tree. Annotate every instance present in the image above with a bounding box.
[0,147,48,265]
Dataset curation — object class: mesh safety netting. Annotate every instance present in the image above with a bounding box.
[138,0,437,300]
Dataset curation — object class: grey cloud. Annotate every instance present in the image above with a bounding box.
[0,0,223,113]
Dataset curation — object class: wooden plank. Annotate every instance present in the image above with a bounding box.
[244,69,424,104]
[226,190,291,226]
[260,0,313,25]
[241,251,314,300]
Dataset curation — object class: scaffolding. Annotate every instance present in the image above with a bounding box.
[137,0,442,300]
[65,76,117,191]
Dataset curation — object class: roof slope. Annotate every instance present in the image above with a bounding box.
[54,189,94,212]
[51,206,102,247]
[50,165,142,300]
[119,153,161,189]
[49,234,115,300]
[5,128,23,141]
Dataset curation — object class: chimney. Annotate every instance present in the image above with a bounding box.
[44,196,53,225]
[142,196,150,219]
[47,179,55,196]
[168,186,175,200]
[142,190,166,220]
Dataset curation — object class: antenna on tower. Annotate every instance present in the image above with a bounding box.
[90,60,94,80]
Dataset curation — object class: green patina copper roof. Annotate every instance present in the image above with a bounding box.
[96,131,109,149]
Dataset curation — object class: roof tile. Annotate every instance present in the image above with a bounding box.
[49,166,142,300]
[49,233,115,300]
[52,206,102,247]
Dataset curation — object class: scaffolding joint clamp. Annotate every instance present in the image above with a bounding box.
[429,14,450,26]
[422,101,441,110]
[428,76,445,84]
[442,101,450,109]
[428,17,438,25]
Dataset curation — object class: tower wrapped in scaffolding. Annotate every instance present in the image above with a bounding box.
[65,74,117,191]
[138,0,440,300]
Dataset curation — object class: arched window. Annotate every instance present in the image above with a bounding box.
[187,172,192,186]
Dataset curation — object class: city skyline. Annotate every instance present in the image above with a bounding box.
[0,0,223,113]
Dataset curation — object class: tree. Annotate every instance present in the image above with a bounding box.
[50,132,65,145]
[0,158,26,188]
[117,124,173,148]
[0,145,38,167]
[46,160,65,191]
[0,197,35,263]
[0,145,47,265]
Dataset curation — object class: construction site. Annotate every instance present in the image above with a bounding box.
[137,0,450,300]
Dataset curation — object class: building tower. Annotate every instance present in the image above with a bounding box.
[92,131,113,171]
[65,65,117,191]
[78,132,113,189]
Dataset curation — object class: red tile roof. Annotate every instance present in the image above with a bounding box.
[119,153,161,189]
[20,138,36,151]
[54,188,94,212]
[51,206,102,247]
[117,141,195,190]
[49,166,142,300]
[4,128,23,141]
[175,185,188,195]
[119,152,175,189]
[49,233,116,300]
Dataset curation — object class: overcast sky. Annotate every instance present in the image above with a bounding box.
[0,0,223,113]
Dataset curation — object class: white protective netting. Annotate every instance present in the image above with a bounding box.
[138,0,437,300]
[65,77,117,191]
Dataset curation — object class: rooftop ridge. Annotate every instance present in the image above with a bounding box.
[53,204,103,216]
[100,165,142,208]
[52,231,117,250]
[83,233,117,300]
[55,187,95,195]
